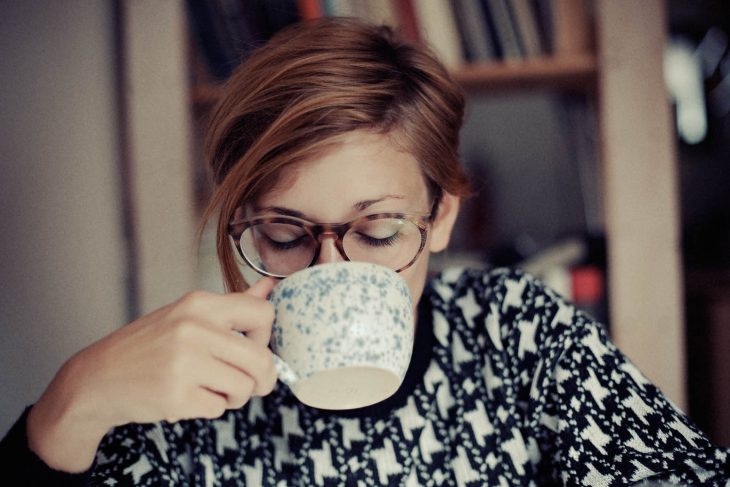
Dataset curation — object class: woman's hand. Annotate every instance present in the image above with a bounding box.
[26,277,278,473]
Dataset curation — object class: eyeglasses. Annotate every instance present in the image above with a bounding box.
[228,211,434,279]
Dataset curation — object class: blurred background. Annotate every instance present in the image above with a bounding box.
[1,0,728,446]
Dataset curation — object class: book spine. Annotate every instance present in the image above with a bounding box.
[367,0,400,27]
[296,0,323,19]
[452,0,497,62]
[261,0,301,34]
[393,0,421,43]
[323,0,357,17]
[531,0,554,54]
[411,0,465,68]
[485,0,525,61]
[185,0,236,80]
[552,0,591,56]
[509,0,545,58]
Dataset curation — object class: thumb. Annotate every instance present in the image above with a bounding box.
[244,276,277,299]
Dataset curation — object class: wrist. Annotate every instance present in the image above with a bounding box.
[27,357,111,473]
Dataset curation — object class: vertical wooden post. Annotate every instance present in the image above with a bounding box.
[596,0,686,409]
[120,1,197,313]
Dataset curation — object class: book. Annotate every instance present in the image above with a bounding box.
[509,0,544,57]
[531,0,554,54]
[186,0,238,80]
[366,0,400,28]
[411,0,465,68]
[451,0,497,62]
[551,0,591,56]
[215,0,264,63]
[393,0,421,43]
[260,0,301,37]
[483,0,525,61]
[296,0,323,19]
[322,0,361,17]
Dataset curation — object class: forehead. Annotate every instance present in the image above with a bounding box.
[256,131,431,220]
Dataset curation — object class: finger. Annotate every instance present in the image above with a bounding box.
[189,388,228,420]
[173,291,274,341]
[244,276,276,299]
[204,330,277,395]
[241,277,277,345]
[197,359,256,410]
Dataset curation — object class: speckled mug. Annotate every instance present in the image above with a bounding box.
[269,261,414,410]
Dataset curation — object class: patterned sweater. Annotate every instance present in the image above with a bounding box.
[3,268,729,486]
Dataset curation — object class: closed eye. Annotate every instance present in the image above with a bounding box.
[263,234,309,250]
[355,232,401,247]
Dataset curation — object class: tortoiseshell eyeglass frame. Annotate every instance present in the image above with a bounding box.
[228,206,436,279]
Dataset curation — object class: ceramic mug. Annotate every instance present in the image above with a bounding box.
[268,261,414,410]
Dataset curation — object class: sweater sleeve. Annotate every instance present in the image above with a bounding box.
[0,407,91,487]
[545,322,729,485]
[489,270,730,486]
[88,420,188,487]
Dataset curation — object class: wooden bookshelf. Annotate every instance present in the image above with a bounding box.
[452,54,597,91]
[192,54,597,111]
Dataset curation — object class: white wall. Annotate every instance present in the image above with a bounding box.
[0,1,128,435]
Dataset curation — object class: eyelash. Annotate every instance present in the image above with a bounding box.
[356,232,401,247]
[266,235,307,250]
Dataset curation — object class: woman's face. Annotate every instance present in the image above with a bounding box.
[251,130,460,310]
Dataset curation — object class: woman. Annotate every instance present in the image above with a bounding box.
[2,17,728,486]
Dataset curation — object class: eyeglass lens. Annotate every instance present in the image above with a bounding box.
[239,218,423,276]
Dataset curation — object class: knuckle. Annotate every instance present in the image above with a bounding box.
[248,344,267,367]
[257,376,276,396]
[260,348,276,376]
[225,378,253,411]
[229,393,248,410]
[178,290,210,312]
[240,376,256,401]
[165,414,181,424]
[255,353,277,396]
[210,403,227,419]
[211,407,226,419]
[201,397,227,419]
[169,319,199,346]
[261,301,275,324]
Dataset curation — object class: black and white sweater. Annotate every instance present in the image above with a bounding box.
[3,268,729,486]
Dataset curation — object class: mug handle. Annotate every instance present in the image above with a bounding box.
[234,330,299,387]
[272,354,299,387]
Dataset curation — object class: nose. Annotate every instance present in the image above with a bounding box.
[315,233,346,265]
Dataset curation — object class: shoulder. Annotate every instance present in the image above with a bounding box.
[427,266,601,357]
[428,266,570,320]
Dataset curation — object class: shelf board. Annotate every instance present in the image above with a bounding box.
[453,55,598,92]
[191,55,598,109]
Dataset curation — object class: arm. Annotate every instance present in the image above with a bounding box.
[9,277,277,480]
[544,321,728,485]
[494,271,730,485]
[0,408,89,486]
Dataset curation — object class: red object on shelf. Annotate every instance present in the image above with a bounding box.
[571,265,604,304]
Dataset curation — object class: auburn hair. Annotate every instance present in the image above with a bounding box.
[202,17,470,291]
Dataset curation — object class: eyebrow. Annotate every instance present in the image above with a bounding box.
[353,195,405,211]
[254,195,405,219]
